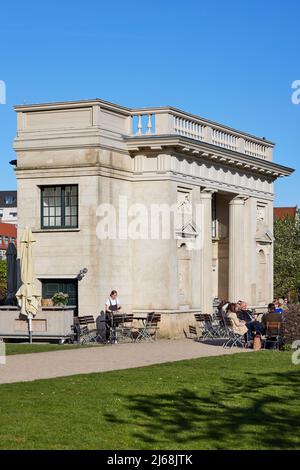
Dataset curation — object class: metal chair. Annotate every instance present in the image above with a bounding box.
[264,321,283,350]
[194,313,219,339]
[135,312,161,342]
[212,310,228,338]
[115,314,134,343]
[222,317,246,349]
[188,325,199,341]
[75,315,105,344]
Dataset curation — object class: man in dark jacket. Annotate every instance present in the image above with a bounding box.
[237,301,253,322]
[262,303,282,333]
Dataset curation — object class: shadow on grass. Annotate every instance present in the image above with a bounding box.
[105,369,300,449]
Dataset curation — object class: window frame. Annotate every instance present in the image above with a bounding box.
[41,185,79,230]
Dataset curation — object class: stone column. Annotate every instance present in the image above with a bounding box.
[267,200,274,302]
[228,195,248,302]
[199,189,215,314]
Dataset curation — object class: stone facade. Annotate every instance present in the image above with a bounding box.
[13,99,293,315]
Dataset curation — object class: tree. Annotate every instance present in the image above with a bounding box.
[274,216,300,301]
[0,259,7,303]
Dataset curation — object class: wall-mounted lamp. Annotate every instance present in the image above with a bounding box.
[77,268,88,281]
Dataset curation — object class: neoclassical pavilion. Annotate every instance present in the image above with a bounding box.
[13,98,293,316]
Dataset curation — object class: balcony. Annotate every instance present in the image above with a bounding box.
[14,98,276,164]
[128,107,274,161]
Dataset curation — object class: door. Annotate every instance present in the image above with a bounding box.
[41,279,78,315]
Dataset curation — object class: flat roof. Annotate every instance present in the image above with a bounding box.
[14,97,275,146]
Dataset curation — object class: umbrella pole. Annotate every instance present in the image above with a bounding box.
[28,314,33,344]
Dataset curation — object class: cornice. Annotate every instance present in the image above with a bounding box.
[14,98,132,116]
[125,134,294,179]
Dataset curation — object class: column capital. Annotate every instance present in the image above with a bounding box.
[200,188,217,199]
[229,195,248,205]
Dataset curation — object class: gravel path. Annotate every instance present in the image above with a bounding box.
[0,340,247,384]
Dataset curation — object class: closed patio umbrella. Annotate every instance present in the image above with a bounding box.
[16,228,41,343]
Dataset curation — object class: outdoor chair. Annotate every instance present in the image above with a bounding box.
[194,314,209,339]
[194,313,219,340]
[212,310,228,338]
[222,317,246,349]
[120,314,135,342]
[75,315,105,344]
[114,314,134,343]
[188,325,199,341]
[264,321,283,350]
[135,312,161,342]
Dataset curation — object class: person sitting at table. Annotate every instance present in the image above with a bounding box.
[247,303,282,342]
[262,303,282,330]
[236,300,264,343]
[226,303,249,342]
[105,290,122,340]
[246,312,265,338]
[237,300,253,322]
[260,303,283,349]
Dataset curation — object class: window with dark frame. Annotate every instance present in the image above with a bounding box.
[41,185,78,229]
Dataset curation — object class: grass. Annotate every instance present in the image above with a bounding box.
[4,343,102,356]
[0,351,299,450]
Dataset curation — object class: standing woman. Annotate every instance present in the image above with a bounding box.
[105,290,122,314]
[105,290,122,341]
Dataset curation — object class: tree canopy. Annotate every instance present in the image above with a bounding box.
[274,216,300,301]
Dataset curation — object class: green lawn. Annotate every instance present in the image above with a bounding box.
[0,351,299,450]
[5,343,102,356]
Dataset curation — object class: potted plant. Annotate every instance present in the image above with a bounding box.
[52,292,69,307]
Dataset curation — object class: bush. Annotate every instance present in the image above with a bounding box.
[282,304,300,344]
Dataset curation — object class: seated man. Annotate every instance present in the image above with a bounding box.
[262,303,282,335]
[242,301,265,339]
[237,301,253,322]
[247,303,282,340]
[246,317,265,338]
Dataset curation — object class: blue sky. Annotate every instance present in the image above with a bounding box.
[0,0,299,206]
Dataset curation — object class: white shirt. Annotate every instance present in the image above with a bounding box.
[105,297,120,308]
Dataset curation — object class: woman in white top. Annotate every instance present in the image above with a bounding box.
[105,290,122,314]
[104,290,122,341]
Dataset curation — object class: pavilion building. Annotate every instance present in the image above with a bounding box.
[13,98,294,316]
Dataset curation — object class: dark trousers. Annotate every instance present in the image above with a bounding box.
[105,317,113,340]
[246,320,265,338]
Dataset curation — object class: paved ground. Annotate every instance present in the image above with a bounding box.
[0,340,247,384]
